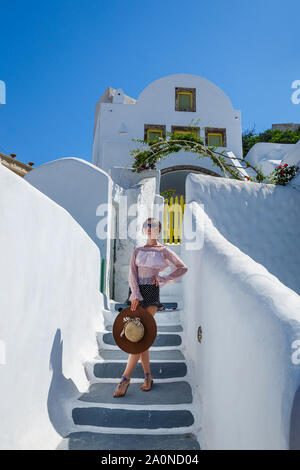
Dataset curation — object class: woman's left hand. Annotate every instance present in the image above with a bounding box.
[151,275,159,286]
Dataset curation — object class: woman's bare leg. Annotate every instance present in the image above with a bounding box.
[145,305,159,317]
[123,305,158,377]
[113,353,140,397]
[140,348,150,375]
[140,305,158,390]
[114,305,158,396]
[122,353,141,378]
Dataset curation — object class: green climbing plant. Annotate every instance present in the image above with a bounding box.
[160,188,176,199]
[127,119,300,186]
[129,123,266,183]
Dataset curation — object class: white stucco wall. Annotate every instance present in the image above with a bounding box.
[244,142,295,175]
[284,140,300,168]
[0,163,104,449]
[92,73,242,175]
[180,194,300,449]
[24,157,112,264]
[184,173,300,295]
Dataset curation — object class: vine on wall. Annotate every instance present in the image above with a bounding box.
[130,130,265,183]
[129,122,300,186]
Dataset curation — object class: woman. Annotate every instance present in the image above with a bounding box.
[113,217,188,397]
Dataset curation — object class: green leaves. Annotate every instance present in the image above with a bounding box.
[129,129,299,186]
[242,126,300,157]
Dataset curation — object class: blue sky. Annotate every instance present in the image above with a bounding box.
[0,0,299,167]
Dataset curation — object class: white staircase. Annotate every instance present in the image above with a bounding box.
[56,241,201,450]
[57,310,201,449]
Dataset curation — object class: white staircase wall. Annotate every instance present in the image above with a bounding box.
[185,172,300,295]
[0,163,104,449]
[24,157,112,279]
[181,174,300,449]
[159,243,184,299]
[244,142,294,175]
[24,157,116,298]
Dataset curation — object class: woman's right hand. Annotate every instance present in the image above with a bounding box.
[130,298,139,311]
[150,275,159,286]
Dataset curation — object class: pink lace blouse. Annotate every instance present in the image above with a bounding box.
[128,243,188,301]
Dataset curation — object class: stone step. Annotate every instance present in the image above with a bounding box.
[154,310,182,325]
[90,361,187,379]
[77,380,192,405]
[57,431,200,450]
[113,302,179,312]
[96,348,185,361]
[72,406,195,430]
[109,295,183,309]
[98,332,182,349]
[102,308,182,326]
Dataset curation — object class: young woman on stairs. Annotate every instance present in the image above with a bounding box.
[113,217,188,397]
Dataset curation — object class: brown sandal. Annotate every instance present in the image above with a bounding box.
[113,375,130,397]
[140,372,153,391]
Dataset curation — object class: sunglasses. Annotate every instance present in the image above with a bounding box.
[143,222,158,228]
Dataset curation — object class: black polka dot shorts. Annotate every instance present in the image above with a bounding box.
[125,284,165,311]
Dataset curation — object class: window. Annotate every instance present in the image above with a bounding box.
[175,87,196,112]
[179,92,192,110]
[144,124,166,142]
[147,129,163,141]
[205,128,227,147]
[171,125,200,138]
[208,133,223,146]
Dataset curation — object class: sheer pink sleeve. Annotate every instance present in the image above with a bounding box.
[156,248,188,287]
[128,248,144,301]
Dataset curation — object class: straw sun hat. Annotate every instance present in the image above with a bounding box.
[113,305,157,354]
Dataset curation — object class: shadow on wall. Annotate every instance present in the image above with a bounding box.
[290,385,300,450]
[47,329,80,437]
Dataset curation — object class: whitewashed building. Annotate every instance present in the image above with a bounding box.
[92,73,243,198]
